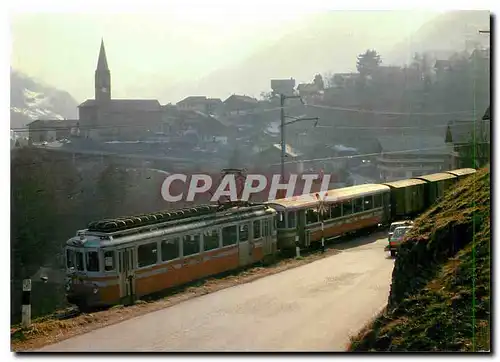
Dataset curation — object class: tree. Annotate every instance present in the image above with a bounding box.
[96,163,129,218]
[356,49,382,76]
[313,74,325,90]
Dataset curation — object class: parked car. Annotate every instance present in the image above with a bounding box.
[388,220,414,240]
[385,225,413,257]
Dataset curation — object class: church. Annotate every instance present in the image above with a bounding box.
[78,39,163,140]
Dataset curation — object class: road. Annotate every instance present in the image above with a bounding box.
[39,233,394,352]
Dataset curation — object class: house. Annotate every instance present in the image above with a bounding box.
[271,78,296,96]
[331,73,360,88]
[297,83,322,101]
[27,119,80,144]
[376,135,453,182]
[252,143,304,174]
[223,95,259,116]
[445,118,490,168]
[176,96,222,114]
[161,108,231,146]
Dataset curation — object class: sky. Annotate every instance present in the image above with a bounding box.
[10,9,443,104]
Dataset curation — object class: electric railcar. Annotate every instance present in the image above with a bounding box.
[64,168,476,309]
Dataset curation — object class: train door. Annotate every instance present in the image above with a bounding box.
[238,223,253,267]
[297,209,307,247]
[118,247,136,304]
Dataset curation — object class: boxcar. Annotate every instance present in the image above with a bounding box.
[445,168,477,181]
[413,172,457,207]
[267,184,391,250]
[382,178,427,220]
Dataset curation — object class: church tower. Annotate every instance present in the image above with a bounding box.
[95,39,111,102]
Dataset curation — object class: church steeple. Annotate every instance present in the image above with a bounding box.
[95,38,111,102]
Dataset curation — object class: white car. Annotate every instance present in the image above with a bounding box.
[388,220,414,240]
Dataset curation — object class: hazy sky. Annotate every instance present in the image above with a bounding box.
[11,10,441,104]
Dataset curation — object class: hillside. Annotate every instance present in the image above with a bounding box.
[10,69,78,129]
[349,167,490,352]
[386,10,490,65]
[180,10,488,99]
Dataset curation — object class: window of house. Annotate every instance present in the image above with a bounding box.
[86,251,100,272]
[138,242,158,267]
[364,196,373,211]
[75,251,84,271]
[342,201,353,216]
[353,198,364,213]
[203,230,220,251]
[104,250,115,271]
[222,225,238,246]
[306,209,319,224]
[253,220,261,239]
[183,234,200,256]
[161,238,180,261]
[330,203,342,218]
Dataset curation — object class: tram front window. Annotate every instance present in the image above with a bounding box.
[66,249,75,269]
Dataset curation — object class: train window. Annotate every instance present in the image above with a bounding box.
[374,194,382,208]
[203,230,220,251]
[239,224,249,242]
[306,209,319,224]
[288,212,296,228]
[75,251,84,271]
[253,220,261,239]
[183,234,201,256]
[353,198,363,213]
[330,204,342,218]
[273,216,277,230]
[66,249,74,269]
[86,251,100,272]
[161,238,180,261]
[342,201,353,216]
[222,226,238,247]
[364,196,373,210]
[104,250,115,271]
[138,242,158,267]
[277,212,285,228]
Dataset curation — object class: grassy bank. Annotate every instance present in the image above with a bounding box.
[349,167,490,352]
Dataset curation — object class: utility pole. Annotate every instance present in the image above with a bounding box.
[279,94,319,183]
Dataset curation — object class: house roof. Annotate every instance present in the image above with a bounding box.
[482,106,490,120]
[445,119,490,144]
[224,94,259,104]
[177,96,207,105]
[78,99,161,112]
[377,135,451,155]
[27,119,79,128]
[272,143,302,158]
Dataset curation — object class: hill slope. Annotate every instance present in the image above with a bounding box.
[10,70,79,129]
[349,167,490,352]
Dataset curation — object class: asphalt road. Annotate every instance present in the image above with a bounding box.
[39,233,394,352]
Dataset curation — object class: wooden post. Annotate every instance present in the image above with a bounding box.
[22,279,32,328]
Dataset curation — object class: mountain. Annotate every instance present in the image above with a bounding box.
[385,10,491,66]
[10,70,79,129]
[173,11,489,100]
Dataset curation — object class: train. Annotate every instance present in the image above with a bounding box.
[64,168,476,310]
